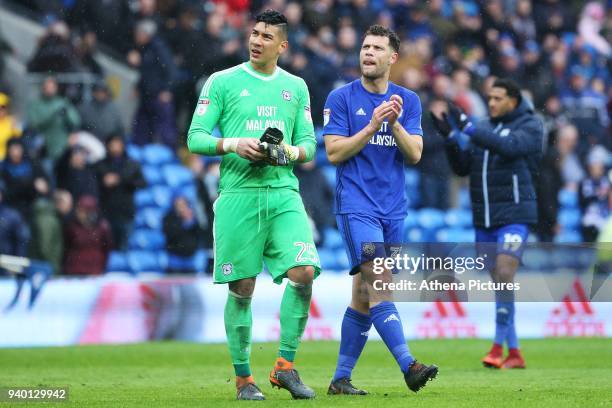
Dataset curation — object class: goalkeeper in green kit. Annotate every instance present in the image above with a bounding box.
[187,9,320,401]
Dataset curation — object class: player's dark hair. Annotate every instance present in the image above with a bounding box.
[255,9,288,39]
[363,25,400,53]
[493,78,522,103]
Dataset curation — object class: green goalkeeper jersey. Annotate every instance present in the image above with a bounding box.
[187,62,316,192]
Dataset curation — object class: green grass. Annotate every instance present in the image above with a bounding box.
[0,339,610,407]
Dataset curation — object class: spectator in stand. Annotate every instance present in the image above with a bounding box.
[54,189,73,221]
[73,30,103,76]
[128,19,178,147]
[67,0,131,53]
[55,145,99,202]
[62,195,112,275]
[27,20,81,73]
[27,76,81,163]
[0,181,30,259]
[0,27,13,91]
[78,81,123,143]
[0,92,22,161]
[30,195,63,274]
[0,138,50,220]
[556,124,586,190]
[577,1,611,57]
[95,134,146,250]
[163,195,202,274]
[186,154,214,250]
[579,145,611,242]
[537,140,563,242]
[294,159,334,246]
[419,98,451,209]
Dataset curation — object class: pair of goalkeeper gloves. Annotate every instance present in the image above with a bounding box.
[222,127,300,166]
[429,103,474,151]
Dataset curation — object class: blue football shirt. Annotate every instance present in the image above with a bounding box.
[323,79,423,218]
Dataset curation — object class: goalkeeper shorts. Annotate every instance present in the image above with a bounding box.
[213,188,321,284]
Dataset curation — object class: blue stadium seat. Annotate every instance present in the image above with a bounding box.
[134,207,165,230]
[558,208,581,229]
[151,185,173,210]
[404,168,420,208]
[142,144,175,166]
[436,228,475,243]
[404,212,418,229]
[127,250,163,273]
[177,184,198,204]
[128,229,166,250]
[335,249,350,270]
[558,189,579,209]
[322,166,336,189]
[126,144,142,162]
[323,227,343,250]
[134,189,154,208]
[162,164,194,189]
[404,227,424,242]
[106,251,130,272]
[404,168,420,188]
[318,248,340,270]
[554,230,582,243]
[444,208,473,228]
[316,148,330,166]
[417,208,446,230]
[193,249,209,274]
[142,165,164,185]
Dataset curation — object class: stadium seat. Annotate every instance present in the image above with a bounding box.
[404,212,418,229]
[316,148,329,166]
[444,208,473,229]
[193,249,209,274]
[558,189,579,209]
[323,227,343,250]
[141,165,164,185]
[404,227,424,242]
[558,208,581,229]
[404,168,420,208]
[134,189,154,208]
[106,251,130,273]
[417,208,446,230]
[127,250,163,273]
[128,229,166,250]
[335,249,350,270]
[162,164,194,189]
[126,144,142,162]
[318,248,340,270]
[554,230,582,243]
[322,166,336,189]
[151,185,173,210]
[142,144,175,166]
[436,228,475,243]
[177,184,198,204]
[134,207,165,230]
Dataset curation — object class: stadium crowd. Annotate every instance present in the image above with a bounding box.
[0,0,610,275]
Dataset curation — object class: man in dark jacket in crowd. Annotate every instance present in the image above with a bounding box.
[0,182,30,260]
[163,195,202,274]
[78,81,124,143]
[432,78,543,370]
[128,19,177,147]
[95,134,146,250]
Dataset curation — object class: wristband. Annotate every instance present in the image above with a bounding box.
[285,145,300,162]
[222,138,239,153]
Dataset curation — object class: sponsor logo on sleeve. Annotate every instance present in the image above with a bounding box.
[323,108,330,126]
[196,98,210,116]
[304,106,312,123]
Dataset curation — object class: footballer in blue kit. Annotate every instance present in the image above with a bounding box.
[323,25,438,395]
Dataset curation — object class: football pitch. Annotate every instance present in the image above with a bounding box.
[0,339,610,407]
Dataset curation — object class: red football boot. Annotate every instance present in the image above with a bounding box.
[501,349,526,369]
[481,344,504,368]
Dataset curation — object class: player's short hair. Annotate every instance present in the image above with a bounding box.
[492,78,522,103]
[363,25,400,53]
[255,9,288,40]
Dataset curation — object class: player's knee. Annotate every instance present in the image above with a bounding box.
[287,265,315,284]
[228,278,256,297]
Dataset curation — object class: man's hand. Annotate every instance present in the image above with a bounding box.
[368,101,396,133]
[430,111,452,138]
[387,94,403,125]
[226,138,266,161]
[446,102,473,132]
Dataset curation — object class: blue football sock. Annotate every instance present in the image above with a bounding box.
[494,291,513,346]
[370,302,414,374]
[332,307,372,382]
[505,293,519,349]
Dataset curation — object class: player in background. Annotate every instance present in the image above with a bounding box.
[323,25,438,395]
[187,10,320,400]
[431,78,543,369]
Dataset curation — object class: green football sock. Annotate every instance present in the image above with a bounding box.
[224,291,253,377]
[279,281,312,362]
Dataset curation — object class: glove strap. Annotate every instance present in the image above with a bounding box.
[284,145,300,162]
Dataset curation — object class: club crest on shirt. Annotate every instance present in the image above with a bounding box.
[196,98,210,116]
[323,108,331,126]
[282,90,292,101]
